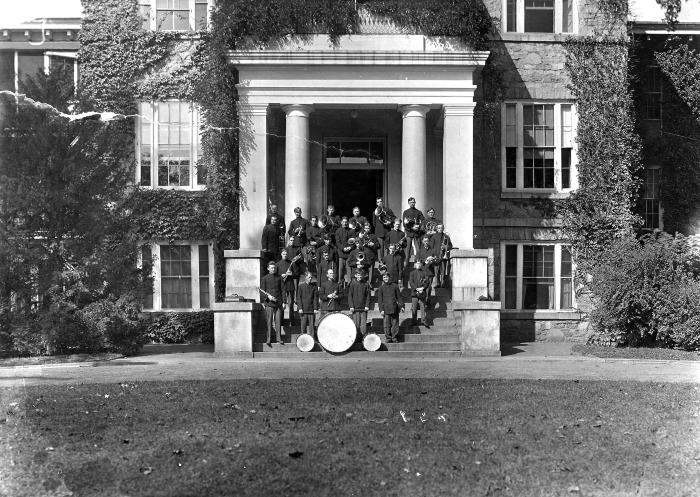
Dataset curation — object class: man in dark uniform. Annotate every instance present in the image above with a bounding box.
[409,259,432,327]
[377,272,404,343]
[325,204,341,231]
[319,268,343,317]
[287,207,309,257]
[260,261,285,346]
[381,243,403,289]
[372,196,395,257]
[360,221,379,286]
[421,207,441,236]
[335,217,354,287]
[402,197,425,268]
[318,234,337,266]
[348,239,370,280]
[306,215,322,250]
[430,223,452,288]
[275,248,298,325]
[351,206,368,230]
[417,235,439,288]
[296,272,319,335]
[386,218,407,266]
[261,214,281,270]
[266,204,285,253]
[316,249,336,287]
[348,270,371,337]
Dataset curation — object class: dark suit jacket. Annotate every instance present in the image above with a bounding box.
[296,282,319,313]
[319,280,342,311]
[335,227,354,259]
[348,280,371,310]
[260,273,283,307]
[276,258,298,291]
[266,214,285,232]
[381,253,403,282]
[417,244,439,276]
[387,230,407,252]
[402,207,425,238]
[409,269,432,299]
[288,217,309,246]
[373,207,395,238]
[377,282,403,314]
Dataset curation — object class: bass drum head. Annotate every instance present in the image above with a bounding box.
[316,313,357,353]
[296,334,315,352]
[362,333,381,352]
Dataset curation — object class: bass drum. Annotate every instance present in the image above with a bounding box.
[296,333,315,352]
[316,312,357,353]
[362,333,381,352]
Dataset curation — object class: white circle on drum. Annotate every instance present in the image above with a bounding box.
[316,313,357,353]
[363,333,381,352]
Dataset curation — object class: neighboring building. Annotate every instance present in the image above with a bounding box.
[3,1,696,343]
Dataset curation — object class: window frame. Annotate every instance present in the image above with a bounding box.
[500,242,575,311]
[139,241,215,312]
[502,0,577,34]
[501,101,578,194]
[136,100,205,190]
[641,166,663,231]
[643,65,663,122]
[140,0,212,32]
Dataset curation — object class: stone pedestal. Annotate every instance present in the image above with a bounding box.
[213,301,263,358]
[453,300,501,356]
[450,248,492,301]
[224,249,262,301]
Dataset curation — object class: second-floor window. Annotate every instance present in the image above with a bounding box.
[139,0,209,31]
[642,167,662,230]
[503,102,576,192]
[137,101,205,189]
[505,0,574,33]
[644,66,663,121]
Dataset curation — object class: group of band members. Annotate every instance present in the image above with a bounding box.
[259,197,452,345]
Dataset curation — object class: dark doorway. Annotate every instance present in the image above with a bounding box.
[327,169,383,220]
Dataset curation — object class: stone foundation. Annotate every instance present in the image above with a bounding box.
[500,311,589,343]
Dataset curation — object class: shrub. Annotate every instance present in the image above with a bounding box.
[79,294,147,356]
[588,232,700,349]
[144,311,214,344]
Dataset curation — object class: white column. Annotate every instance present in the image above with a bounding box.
[443,104,475,250]
[283,104,313,225]
[399,105,429,210]
[238,103,268,250]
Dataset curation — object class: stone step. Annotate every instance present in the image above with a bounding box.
[253,340,460,353]
[251,350,463,359]
[253,332,460,344]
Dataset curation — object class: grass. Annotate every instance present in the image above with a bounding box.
[1,379,698,497]
[572,344,700,361]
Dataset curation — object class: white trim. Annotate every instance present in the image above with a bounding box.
[503,0,577,34]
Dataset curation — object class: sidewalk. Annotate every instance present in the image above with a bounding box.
[1,342,698,386]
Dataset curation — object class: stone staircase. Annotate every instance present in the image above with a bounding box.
[252,288,462,358]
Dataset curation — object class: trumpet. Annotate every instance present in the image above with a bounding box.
[424,255,438,266]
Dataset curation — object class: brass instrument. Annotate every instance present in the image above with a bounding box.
[257,286,277,302]
[356,251,365,265]
[343,237,356,253]
[425,220,438,235]
[403,217,419,232]
[281,253,303,281]
[391,234,407,252]
[424,255,438,266]
[375,206,394,227]
[348,219,358,231]
[378,261,387,274]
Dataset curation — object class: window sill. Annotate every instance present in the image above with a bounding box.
[494,32,574,43]
[142,308,210,313]
[500,309,582,320]
[139,186,207,192]
[501,190,572,199]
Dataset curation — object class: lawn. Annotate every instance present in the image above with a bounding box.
[572,344,700,361]
[0,379,698,497]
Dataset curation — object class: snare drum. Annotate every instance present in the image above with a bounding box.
[316,312,357,353]
[296,333,315,352]
[362,333,381,352]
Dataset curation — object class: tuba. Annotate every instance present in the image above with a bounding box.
[356,251,365,266]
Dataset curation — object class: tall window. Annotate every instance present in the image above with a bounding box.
[642,167,662,230]
[644,66,663,121]
[140,0,209,31]
[141,243,213,311]
[503,102,576,192]
[502,243,575,310]
[505,0,574,33]
[137,101,205,189]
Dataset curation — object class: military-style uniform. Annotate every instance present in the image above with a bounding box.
[335,225,354,285]
[261,223,280,268]
[276,257,298,325]
[430,231,452,287]
[417,243,439,279]
[319,278,343,315]
[402,207,425,266]
[377,280,403,342]
[409,267,432,326]
[295,281,318,335]
[288,216,310,255]
[348,278,371,336]
[260,272,284,344]
[306,223,322,249]
[381,252,403,287]
[316,258,336,287]
[373,207,395,255]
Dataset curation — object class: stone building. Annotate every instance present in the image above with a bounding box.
[3,1,693,353]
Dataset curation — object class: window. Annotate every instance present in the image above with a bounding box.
[642,167,662,230]
[0,51,77,93]
[502,243,575,310]
[140,0,210,31]
[502,102,577,192]
[0,53,14,91]
[324,138,385,166]
[644,66,663,121]
[17,53,44,92]
[137,101,205,189]
[505,0,575,33]
[141,243,213,311]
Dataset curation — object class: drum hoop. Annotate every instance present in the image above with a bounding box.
[362,333,381,352]
[296,333,315,352]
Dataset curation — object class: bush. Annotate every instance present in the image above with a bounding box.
[588,232,700,349]
[78,294,147,356]
[144,311,214,344]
